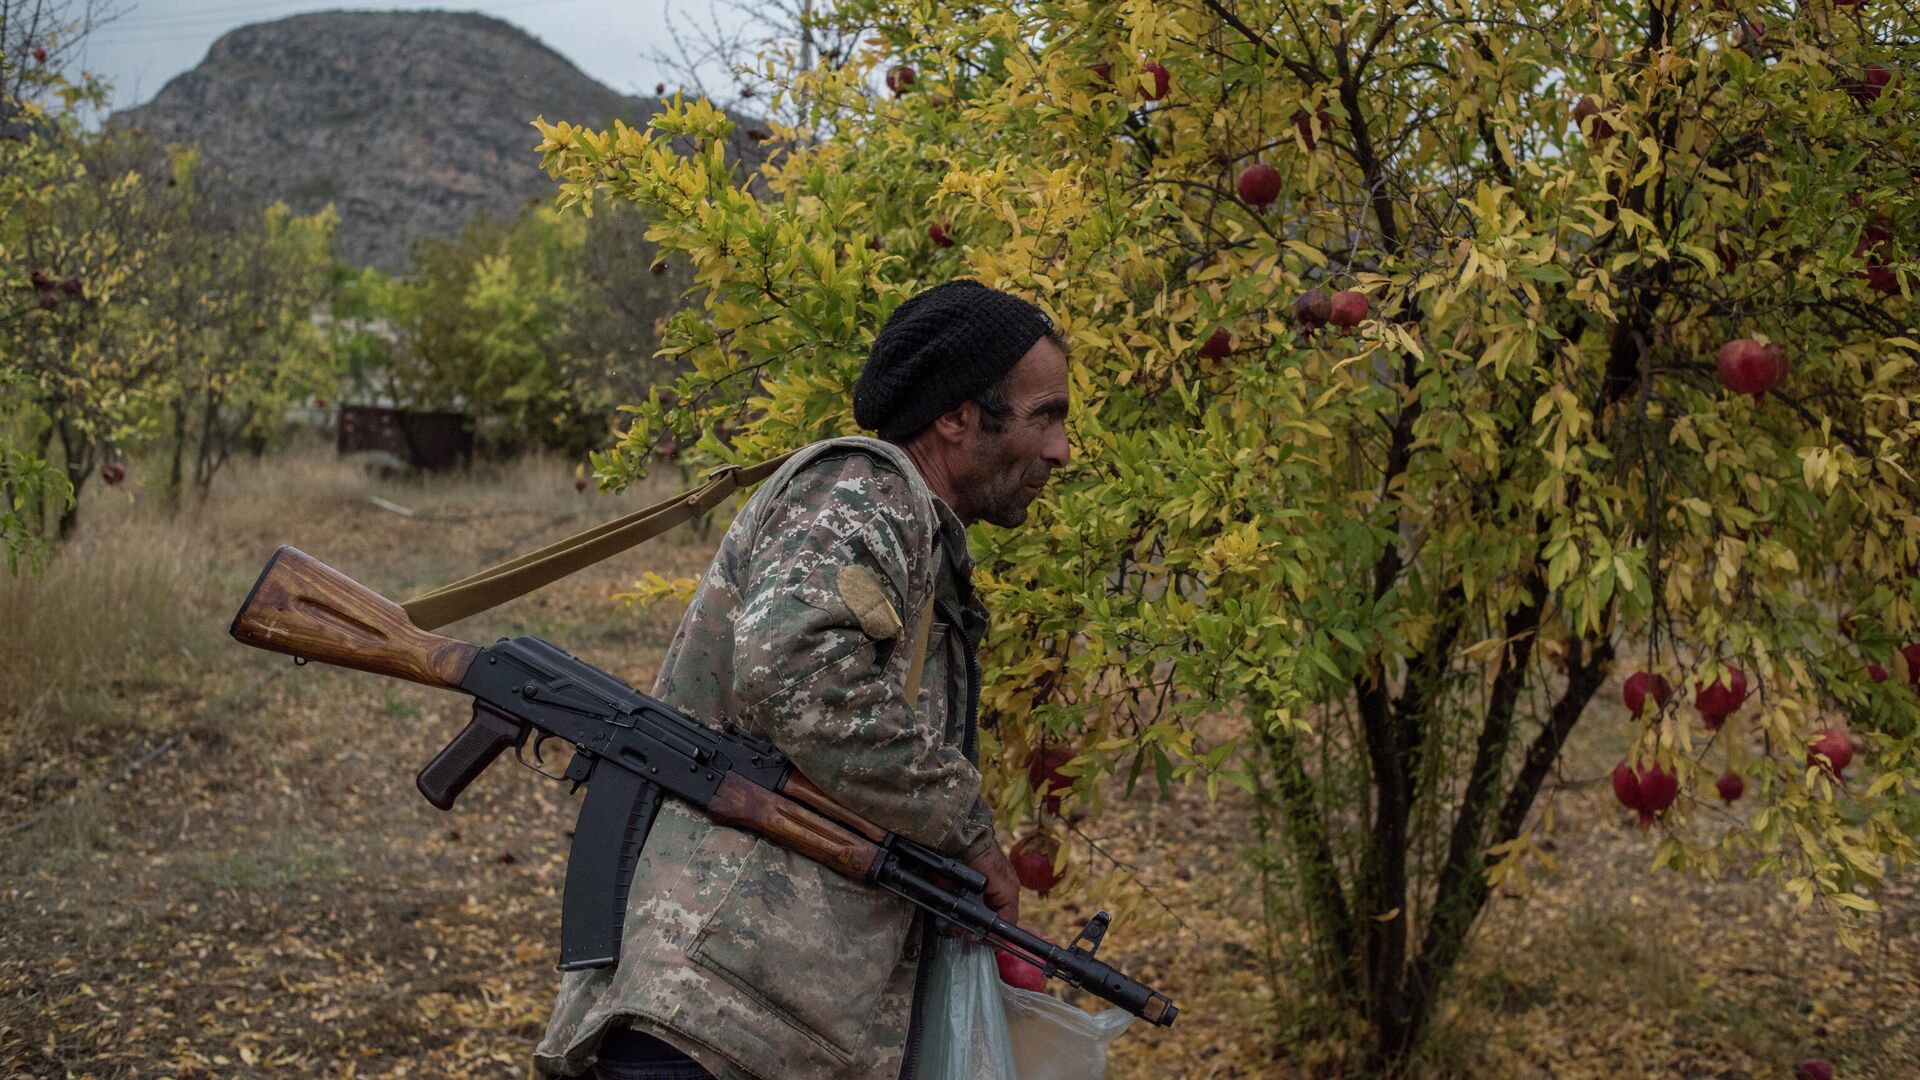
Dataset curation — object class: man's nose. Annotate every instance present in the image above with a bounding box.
[1045,425,1071,468]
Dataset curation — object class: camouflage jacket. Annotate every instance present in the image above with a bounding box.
[534,436,994,1080]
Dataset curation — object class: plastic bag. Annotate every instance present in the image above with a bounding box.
[918,935,1134,1080]
[1000,975,1132,1080]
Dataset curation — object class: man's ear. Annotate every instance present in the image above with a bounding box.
[929,401,974,444]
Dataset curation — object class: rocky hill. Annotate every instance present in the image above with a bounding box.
[114,11,742,272]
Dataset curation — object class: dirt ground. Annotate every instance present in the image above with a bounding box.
[2,445,1915,1079]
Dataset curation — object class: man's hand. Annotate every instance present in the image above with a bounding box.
[966,839,1020,928]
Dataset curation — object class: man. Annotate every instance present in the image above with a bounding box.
[534,279,1073,1080]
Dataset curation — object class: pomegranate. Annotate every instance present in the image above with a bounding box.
[1235,162,1282,208]
[99,461,125,485]
[1794,1059,1834,1080]
[1901,643,1920,684]
[1010,833,1063,895]
[1716,771,1745,804]
[1328,290,1370,328]
[1808,729,1854,779]
[1572,96,1615,139]
[1138,62,1170,101]
[995,948,1047,991]
[1622,672,1673,717]
[1695,666,1748,729]
[928,221,955,248]
[1198,328,1232,359]
[1613,760,1678,827]
[1716,338,1784,399]
[574,476,589,493]
[886,64,916,97]
[1846,64,1899,106]
[1026,746,1074,814]
[1854,226,1899,295]
[1292,105,1332,150]
[1293,289,1331,331]
[1868,664,1888,683]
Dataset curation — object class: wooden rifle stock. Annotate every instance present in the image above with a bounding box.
[229,545,480,689]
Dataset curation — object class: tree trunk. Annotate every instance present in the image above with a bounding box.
[1397,636,1616,1056]
[1254,718,1361,1006]
[166,391,189,513]
[53,417,89,543]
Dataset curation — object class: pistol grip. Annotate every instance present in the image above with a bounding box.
[417,703,526,811]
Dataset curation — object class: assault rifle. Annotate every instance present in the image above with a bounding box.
[229,545,1177,1027]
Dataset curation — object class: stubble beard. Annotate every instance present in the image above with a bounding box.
[963,438,1043,529]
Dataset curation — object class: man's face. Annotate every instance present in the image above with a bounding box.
[951,336,1072,528]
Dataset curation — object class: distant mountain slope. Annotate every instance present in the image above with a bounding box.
[114,11,743,272]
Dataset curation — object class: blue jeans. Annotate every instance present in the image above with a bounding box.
[591,1025,714,1080]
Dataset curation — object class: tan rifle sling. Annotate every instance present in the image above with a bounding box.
[398,452,941,695]
[400,454,797,631]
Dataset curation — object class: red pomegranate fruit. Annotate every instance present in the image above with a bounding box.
[1695,667,1748,729]
[1715,771,1745,804]
[1292,105,1332,150]
[996,948,1048,991]
[1027,746,1074,814]
[1572,96,1615,139]
[1854,226,1899,295]
[1623,672,1672,717]
[1613,760,1678,827]
[1199,328,1232,359]
[1793,1059,1834,1080]
[1138,62,1170,101]
[1327,290,1369,328]
[1846,63,1899,106]
[1235,162,1282,208]
[1808,729,1854,779]
[1293,289,1331,331]
[1010,833,1064,896]
[1716,338,1785,399]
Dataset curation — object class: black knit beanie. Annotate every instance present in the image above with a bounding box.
[853,279,1054,442]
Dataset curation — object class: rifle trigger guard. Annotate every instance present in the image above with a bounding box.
[516,732,570,783]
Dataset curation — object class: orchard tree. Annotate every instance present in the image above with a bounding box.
[535,0,1918,1069]
[1,0,154,547]
[139,149,338,508]
[344,201,686,458]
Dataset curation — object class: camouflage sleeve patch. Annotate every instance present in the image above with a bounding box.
[731,451,989,857]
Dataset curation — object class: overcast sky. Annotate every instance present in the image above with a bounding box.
[71,0,754,117]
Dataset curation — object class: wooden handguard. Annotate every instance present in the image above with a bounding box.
[706,773,884,880]
[230,545,480,690]
[778,772,890,844]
